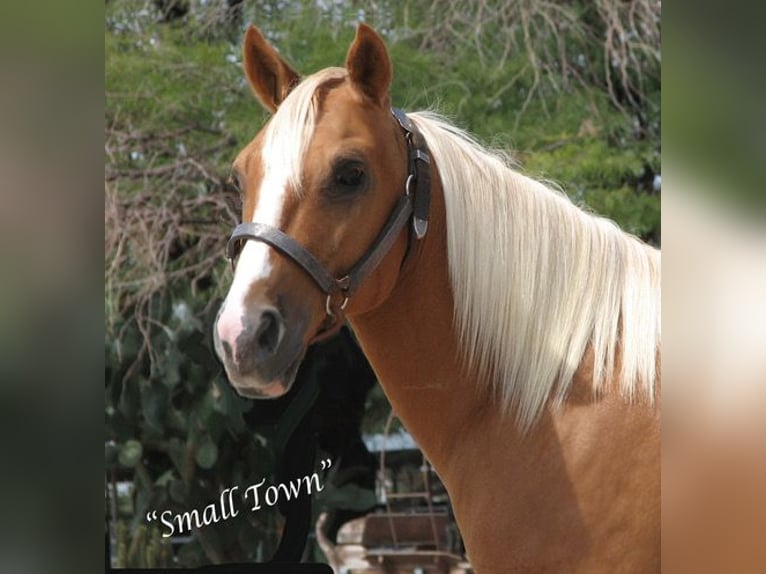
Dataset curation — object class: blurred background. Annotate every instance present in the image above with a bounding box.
[6,0,765,572]
[104,0,660,568]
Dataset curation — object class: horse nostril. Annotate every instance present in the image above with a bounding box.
[255,309,282,357]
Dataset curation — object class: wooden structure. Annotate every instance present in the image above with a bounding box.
[317,413,472,574]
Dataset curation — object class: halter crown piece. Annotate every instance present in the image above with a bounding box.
[226,108,432,341]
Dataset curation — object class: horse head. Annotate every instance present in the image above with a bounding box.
[214,24,413,399]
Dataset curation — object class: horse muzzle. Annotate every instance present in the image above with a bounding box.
[213,299,307,398]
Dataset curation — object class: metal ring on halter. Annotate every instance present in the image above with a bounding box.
[325,292,350,318]
[405,174,415,196]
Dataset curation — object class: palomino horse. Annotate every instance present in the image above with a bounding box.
[214,23,660,573]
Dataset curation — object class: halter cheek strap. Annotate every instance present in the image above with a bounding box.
[391,107,431,239]
[226,108,432,341]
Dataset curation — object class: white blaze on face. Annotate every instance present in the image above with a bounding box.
[222,143,291,323]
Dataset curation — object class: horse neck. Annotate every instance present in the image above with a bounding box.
[348,178,493,473]
[349,176,661,572]
[349,162,661,571]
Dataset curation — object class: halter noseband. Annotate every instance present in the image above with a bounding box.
[226,108,432,341]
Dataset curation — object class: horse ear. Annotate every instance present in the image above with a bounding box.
[345,23,392,106]
[242,25,300,113]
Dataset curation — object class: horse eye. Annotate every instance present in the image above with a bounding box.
[334,163,366,190]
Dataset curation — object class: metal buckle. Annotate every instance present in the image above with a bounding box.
[325,292,349,318]
[413,217,428,239]
[413,149,430,164]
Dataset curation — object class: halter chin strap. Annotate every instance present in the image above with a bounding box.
[226,108,432,341]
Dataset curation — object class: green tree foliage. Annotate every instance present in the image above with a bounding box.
[105,0,660,566]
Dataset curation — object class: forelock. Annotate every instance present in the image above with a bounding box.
[261,67,348,194]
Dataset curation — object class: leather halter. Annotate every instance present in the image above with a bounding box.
[226,108,432,341]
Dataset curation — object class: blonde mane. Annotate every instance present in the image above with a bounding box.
[410,112,661,429]
[265,72,660,429]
